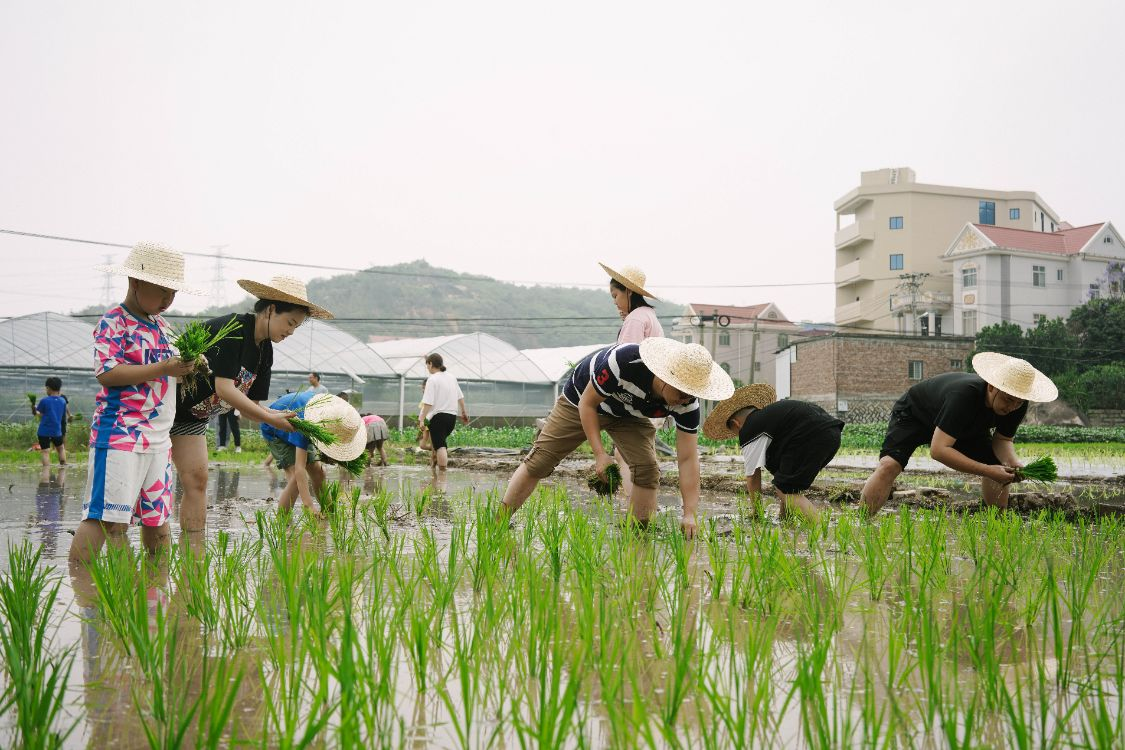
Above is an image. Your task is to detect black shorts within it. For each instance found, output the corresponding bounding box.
[427,413,457,451]
[879,400,999,470]
[769,425,842,495]
[38,435,63,449]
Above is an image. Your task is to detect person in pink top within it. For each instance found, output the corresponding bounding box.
[599,262,666,500]
[361,412,389,466]
[70,243,203,564]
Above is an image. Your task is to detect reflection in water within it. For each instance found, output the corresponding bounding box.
[34,466,66,557]
[214,467,241,503]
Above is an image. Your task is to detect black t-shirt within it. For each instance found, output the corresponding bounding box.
[738,400,844,474]
[901,372,1027,440]
[174,313,273,424]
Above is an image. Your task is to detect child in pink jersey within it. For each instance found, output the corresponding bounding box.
[69,243,202,564]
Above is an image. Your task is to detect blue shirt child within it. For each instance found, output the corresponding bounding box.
[36,395,68,438]
[259,391,316,449]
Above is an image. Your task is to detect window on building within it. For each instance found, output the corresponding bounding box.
[950,358,963,370]
[979,201,996,225]
[719,332,730,346]
[1112,281,1121,297]
[683,334,692,344]
[908,360,924,380]
[1105,235,1114,244]
[1090,284,1101,300]
[890,254,904,270]
[962,310,978,336]
[754,362,761,371]
[778,333,789,349]
[1032,313,1046,327]
[720,362,730,373]
[889,216,903,230]
[1033,265,1046,287]
[1057,269,1064,281]
[1010,208,1020,220]
[961,264,977,288]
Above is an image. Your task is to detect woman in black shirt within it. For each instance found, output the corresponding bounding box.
[171,276,332,532]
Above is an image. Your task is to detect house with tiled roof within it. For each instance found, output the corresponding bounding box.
[668,302,820,389]
[942,221,1125,335]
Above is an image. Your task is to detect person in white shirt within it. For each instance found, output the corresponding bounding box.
[418,353,469,472]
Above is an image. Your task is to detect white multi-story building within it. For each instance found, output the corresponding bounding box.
[834,167,1061,332]
[943,221,1125,335]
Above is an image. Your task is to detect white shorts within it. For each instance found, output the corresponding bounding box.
[82,447,174,527]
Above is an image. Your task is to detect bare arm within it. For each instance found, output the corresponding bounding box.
[930,427,1016,485]
[577,382,613,476]
[418,403,431,427]
[97,358,194,388]
[676,428,701,537]
[214,377,293,432]
[992,432,1021,469]
[458,397,469,425]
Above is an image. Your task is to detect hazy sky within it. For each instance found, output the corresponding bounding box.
[3,0,1123,328]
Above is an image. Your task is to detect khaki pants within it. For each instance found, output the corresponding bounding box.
[523,398,660,488]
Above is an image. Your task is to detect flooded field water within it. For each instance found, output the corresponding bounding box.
[0,461,1123,748]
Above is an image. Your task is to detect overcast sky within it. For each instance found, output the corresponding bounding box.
[3,0,1123,328]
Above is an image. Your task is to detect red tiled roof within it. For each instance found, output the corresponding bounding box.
[973,222,1105,256]
[687,302,787,323]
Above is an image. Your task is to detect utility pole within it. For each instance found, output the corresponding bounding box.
[210,245,229,305]
[896,272,930,335]
[100,254,115,307]
[747,315,760,383]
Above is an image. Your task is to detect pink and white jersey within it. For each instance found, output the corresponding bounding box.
[89,305,176,453]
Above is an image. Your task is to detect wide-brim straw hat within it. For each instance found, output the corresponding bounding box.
[638,338,735,402]
[237,275,334,319]
[599,262,659,300]
[93,242,207,295]
[972,352,1058,403]
[302,394,366,461]
[703,383,778,440]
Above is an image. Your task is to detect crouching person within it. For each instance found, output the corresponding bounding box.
[860,352,1058,515]
[70,243,201,564]
[500,338,734,538]
[261,392,366,519]
[704,384,843,524]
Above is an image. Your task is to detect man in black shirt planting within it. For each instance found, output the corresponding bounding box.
[703,384,844,524]
[860,352,1058,515]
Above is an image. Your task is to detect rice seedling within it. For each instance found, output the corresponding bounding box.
[0,541,77,750]
[287,394,341,446]
[26,392,37,407]
[703,518,730,600]
[585,463,622,496]
[170,317,242,397]
[1016,455,1058,483]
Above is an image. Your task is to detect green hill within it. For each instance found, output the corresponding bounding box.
[74,260,683,350]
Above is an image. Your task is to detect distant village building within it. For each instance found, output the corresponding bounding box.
[776,333,975,423]
[944,221,1125,335]
[668,303,824,390]
[834,167,1061,333]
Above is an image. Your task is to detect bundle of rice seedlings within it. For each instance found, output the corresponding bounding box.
[586,463,623,496]
[288,395,341,447]
[1016,456,1058,484]
[171,317,243,397]
[336,452,369,478]
[26,393,36,407]
[71,413,84,421]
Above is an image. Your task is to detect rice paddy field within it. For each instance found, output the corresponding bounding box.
[0,457,1124,749]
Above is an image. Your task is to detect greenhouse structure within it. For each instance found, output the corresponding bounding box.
[2,311,610,428]
[368,333,559,427]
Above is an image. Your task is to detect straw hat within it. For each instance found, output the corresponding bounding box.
[94,242,206,295]
[972,352,1058,403]
[638,338,735,401]
[302,394,366,461]
[237,275,334,319]
[599,263,659,300]
[703,383,778,440]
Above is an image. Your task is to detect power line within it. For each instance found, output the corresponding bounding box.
[0,228,837,290]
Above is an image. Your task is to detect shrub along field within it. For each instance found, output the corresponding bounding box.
[4,483,1123,748]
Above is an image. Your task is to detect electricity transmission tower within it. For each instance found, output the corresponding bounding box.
[100,254,115,307]
[210,245,229,305]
